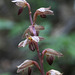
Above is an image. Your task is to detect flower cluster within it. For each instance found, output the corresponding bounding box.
[12,0,63,75]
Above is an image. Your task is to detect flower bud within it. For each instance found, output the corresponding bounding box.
[46,69,63,75]
[46,55,54,65]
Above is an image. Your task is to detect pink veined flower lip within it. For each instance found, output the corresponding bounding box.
[18,35,40,48]
[17,60,34,73]
[12,0,27,7]
[46,69,63,75]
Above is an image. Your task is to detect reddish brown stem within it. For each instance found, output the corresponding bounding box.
[33,12,38,25]
[26,3,33,25]
[35,42,45,75]
[32,61,41,73]
[41,50,47,63]
[26,3,37,36]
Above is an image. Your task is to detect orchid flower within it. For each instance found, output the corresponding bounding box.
[18,34,44,51]
[42,48,63,65]
[33,6,54,25]
[17,60,41,73]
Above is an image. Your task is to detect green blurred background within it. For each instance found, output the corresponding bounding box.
[0,0,75,75]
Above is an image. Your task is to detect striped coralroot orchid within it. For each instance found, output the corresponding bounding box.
[46,69,63,75]
[17,60,41,73]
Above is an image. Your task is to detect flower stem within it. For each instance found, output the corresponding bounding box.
[26,3,33,25]
[35,42,45,75]
[26,3,37,36]
[33,12,37,25]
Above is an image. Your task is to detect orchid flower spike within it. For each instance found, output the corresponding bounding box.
[46,69,63,75]
[12,0,27,7]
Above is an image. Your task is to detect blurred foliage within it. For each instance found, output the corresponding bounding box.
[0,19,14,30]
[0,72,10,75]
[9,20,30,37]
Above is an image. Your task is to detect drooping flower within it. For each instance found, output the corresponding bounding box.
[33,6,54,25]
[42,48,63,58]
[12,0,27,7]
[17,60,33,73]
[42,48,63,65]
[46,69,63,75]
[12,0,27,15]
[17,60,41,73]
